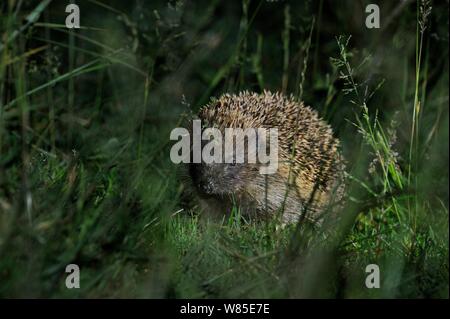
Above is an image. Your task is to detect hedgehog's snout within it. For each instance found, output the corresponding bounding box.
[190,162,237,196]
[201,180,215,194]
[189,163,217,195]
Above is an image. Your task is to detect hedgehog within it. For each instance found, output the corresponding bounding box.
[184,90,345,225]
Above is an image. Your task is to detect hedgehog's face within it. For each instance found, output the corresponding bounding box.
[189,162,249,196]
[187,123,263,196]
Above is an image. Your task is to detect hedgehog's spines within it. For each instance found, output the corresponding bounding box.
[192,90,345,223]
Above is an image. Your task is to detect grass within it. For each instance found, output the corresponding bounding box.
[0,0,448,298]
